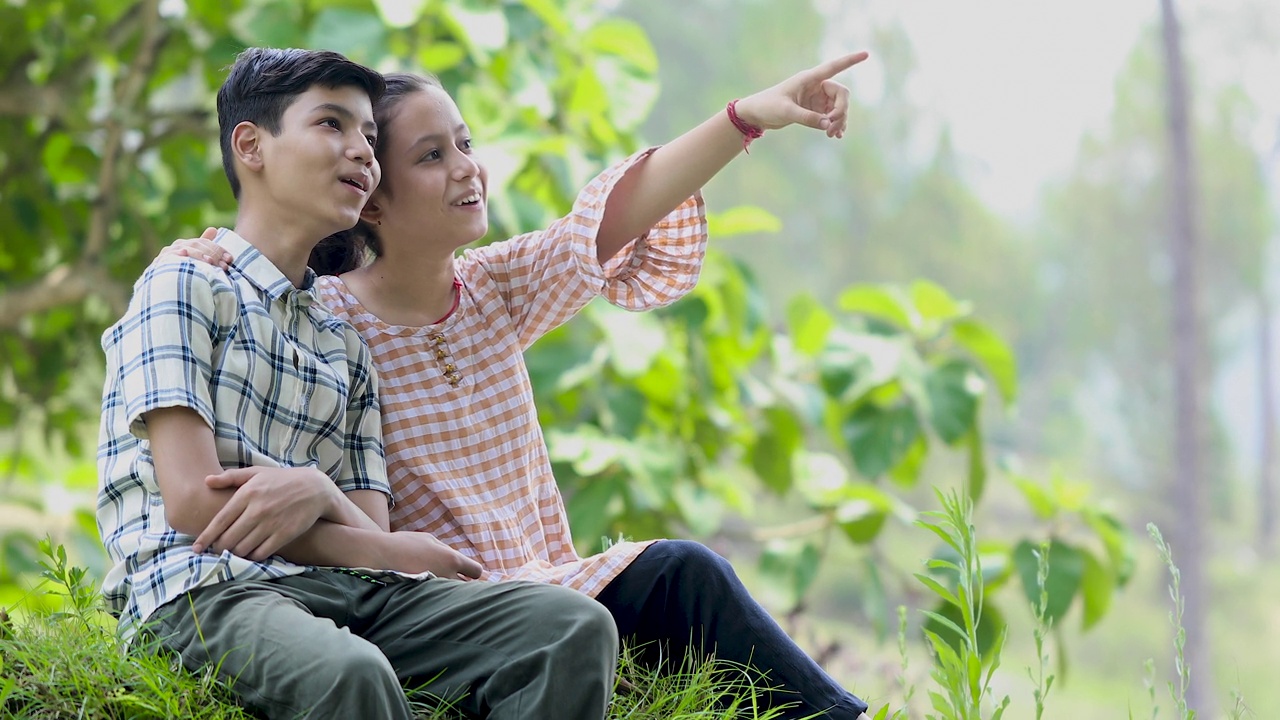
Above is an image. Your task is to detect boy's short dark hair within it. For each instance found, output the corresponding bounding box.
[217,48,386,198]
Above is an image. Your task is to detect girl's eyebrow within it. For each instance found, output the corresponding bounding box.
[409,124,469,149]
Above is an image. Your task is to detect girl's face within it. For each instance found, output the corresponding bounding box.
[369,85,488,252]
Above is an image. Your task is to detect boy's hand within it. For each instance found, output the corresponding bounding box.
[193,466,338,561]
[377,531,484,580]
[732,51,869,138]
[157,226,232,270]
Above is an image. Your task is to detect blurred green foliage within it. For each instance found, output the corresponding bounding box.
[0,0,1133,669]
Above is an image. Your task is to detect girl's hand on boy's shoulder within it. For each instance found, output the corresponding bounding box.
[158,226,232,271]
[734,51,870,138]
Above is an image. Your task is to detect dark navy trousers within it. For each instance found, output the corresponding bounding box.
[594,540,869,719]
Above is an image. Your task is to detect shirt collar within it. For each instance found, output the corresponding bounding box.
[214,228,319,303]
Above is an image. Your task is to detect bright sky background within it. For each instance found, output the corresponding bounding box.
[818,0,1280,474]
[815,0,1280,217]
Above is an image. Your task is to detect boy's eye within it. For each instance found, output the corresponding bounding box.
[365,135,377,146]
[321,118,340,130]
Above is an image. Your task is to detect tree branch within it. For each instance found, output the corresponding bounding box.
[0,263,125,330]
[84,0,168,263]
[140,109,214,152]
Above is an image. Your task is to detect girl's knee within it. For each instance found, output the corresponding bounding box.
[653,540,734,580]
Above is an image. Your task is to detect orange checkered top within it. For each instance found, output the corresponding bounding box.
[315,151,708,596]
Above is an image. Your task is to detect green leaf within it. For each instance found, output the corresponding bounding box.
[925,359,983,444]
[41,133,91,185]
[786,293,835,356]
[603,386,645,438]
[830,484,894,544]
[517,0,571,36]
[566,477,619,551]
[888,435,927,488]
[1012,476,1057,519]
[910,280,971,322]
[706,205,783,238]
[417,42,468,73]
[838,285,918,332]
[967,424,987,502]
[230,2,305,47]
[1013,539,1085,624]
[842,403,920,480]
[307,9,389,62]
[596,57,660,132]
[951,319,1018,404]
[672,482,723,536]
[914,572,961,608]
[749,407,804,495]
[583,18,658,74]
[1085,509,1136,587]
[923,599,1006,662]
[1079,548,1114,630]
[759,539,821,611]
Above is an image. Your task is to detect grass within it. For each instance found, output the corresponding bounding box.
[0,610,798,720]
[1,510,1253,720]
[0,541,798,719]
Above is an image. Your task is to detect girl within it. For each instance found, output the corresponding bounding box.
[172,53,871,719]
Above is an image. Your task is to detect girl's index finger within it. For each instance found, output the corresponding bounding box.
[806,51,870,82]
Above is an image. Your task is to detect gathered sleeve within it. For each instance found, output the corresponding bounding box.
[463,148,708,350]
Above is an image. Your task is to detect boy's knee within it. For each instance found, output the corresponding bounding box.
[532,585,618,655]
[320,638,399,690]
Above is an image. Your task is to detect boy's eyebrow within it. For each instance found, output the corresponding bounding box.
[312,102,377,134]
[409,124,470,148]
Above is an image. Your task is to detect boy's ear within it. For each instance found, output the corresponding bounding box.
[231,121,264,176]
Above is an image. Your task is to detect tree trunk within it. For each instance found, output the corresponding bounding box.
[1261,122,1280,556]
[1261,293,1276,554]
[1158,0,1212,713]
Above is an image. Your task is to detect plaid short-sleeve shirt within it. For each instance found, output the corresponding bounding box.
[97,229,389,641]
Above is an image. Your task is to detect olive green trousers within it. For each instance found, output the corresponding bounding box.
[147,570,618,719]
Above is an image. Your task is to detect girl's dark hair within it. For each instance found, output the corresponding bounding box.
[309,72,442,276]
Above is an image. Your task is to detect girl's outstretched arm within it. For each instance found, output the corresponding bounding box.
[594,51,869,263]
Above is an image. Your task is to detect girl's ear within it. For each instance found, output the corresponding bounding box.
[359,199,383,226]
[231,121,263,175]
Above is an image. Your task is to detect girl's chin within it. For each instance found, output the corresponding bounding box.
[460,226,489,246]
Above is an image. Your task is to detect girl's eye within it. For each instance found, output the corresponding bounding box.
[461,138,473,152]
[421,149,441,162]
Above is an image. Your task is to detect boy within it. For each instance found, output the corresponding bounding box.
[97,47,617,720]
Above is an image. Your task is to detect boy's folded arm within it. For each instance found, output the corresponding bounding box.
[147,406,246,537]
[147,406,380,561]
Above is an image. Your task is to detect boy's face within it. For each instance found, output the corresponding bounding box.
[251,85,381,236]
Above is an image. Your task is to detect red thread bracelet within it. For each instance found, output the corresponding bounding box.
[726,99,764,153]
